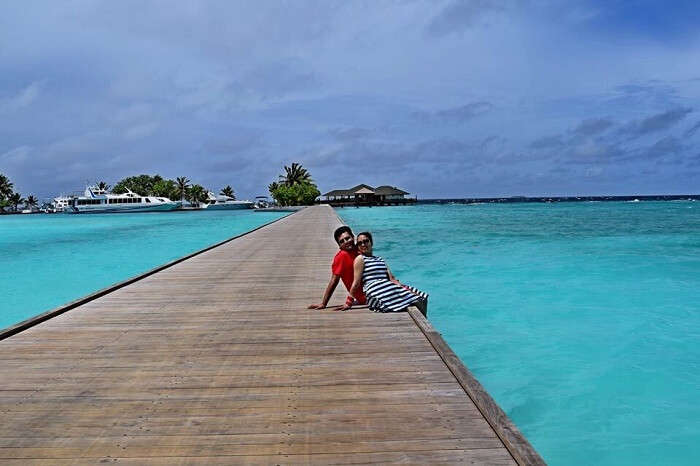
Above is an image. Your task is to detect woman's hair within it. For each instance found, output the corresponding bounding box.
[333,225,353,243]
[357,231,373,244]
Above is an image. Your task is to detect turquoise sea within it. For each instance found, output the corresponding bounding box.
[2,203,698,465]
[0,210,285,329]
[338,202,700,466]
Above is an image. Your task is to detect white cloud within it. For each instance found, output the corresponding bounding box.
[0,82,43,113]
[124,122,160,140]
[1,1,699,197]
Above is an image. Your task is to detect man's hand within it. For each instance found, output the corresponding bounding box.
[333,304,352,312]
[308,303,326,310]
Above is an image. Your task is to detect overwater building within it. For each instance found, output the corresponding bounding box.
[320,184,416,207]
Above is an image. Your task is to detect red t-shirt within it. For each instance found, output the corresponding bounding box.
[332,249,366,305]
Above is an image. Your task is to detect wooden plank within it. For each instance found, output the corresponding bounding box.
[0,205,541,464]
[0,212,295,341]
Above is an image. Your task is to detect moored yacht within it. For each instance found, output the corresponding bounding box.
[65,186,181,213]
[205,192,254,210]
[51,195,73,213]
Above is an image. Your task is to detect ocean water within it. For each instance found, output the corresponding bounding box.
[0,210,285,329]
[337,202,700,466]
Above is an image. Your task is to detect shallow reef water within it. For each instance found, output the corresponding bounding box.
[338,201,700,466]
[0,209,285,329]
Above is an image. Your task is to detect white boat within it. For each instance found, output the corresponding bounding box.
[254,196,271,209]
[51,195,73,212]
[205,192,254,210]
[65,186,181,213]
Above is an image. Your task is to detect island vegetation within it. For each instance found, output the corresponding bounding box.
[0,172,39,213]
[110,174,235,205]
[0,171,241,214]
[268,163,320,206]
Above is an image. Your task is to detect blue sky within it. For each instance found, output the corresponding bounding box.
[1,0,699,199]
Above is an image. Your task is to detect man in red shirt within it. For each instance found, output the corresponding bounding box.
[308,226,367,310]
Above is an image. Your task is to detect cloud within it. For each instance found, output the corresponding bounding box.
[572,118,613,137]
[124,122,159,140]
[328,127,374,141]
[240,60,322,100]
[436,101,493,122]
[0,81,43,113]
[620,107,693,137]
[638,136,685,160]
[685,120,700,137]
[412,101,493,124]
[203,129,264,156]
[2,1,700,198]
[426,0,509,37]
[0,145,32,164]
[530,135,563,149]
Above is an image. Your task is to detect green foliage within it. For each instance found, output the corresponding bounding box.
[152,179,178,199]
[279,162,312,186]
[96,181,110,191]
[175,176,190,201]
[269,163,319,205]
[8,192,24,211]
[270,181,320,206]
[111,174,189,201]
[25,195,38,209]
[187,184,208,205]
[220,185,235,199]
[0,173,13,200]
[0,199,9,213]
[112,174,164,196]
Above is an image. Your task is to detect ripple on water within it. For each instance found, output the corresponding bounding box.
[338,202,700,466]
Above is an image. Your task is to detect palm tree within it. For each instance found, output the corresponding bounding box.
[176,176,190,202]
[0,173,13,200]
[96,181,110,191]
[279,162,312,186]
[219,185,235,199]
[187,184,207,207]
[8,192,24,212]
[25,195,38,211]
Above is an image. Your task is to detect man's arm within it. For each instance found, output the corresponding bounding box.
[308,274,341,309]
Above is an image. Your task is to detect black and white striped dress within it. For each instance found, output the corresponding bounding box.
[361,255,428,313]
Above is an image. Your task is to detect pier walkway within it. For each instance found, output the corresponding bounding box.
[0,205,543,464]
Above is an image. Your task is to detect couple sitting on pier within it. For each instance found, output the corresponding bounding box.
[309,226,428,314]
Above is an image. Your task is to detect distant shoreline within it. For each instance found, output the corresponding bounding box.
[418,194,700,205]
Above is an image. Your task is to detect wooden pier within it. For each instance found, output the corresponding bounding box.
[0,205,544,464]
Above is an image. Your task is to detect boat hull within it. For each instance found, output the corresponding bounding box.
[65,203,181,214]
[205,202,254,210]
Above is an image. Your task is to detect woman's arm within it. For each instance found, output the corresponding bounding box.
[386,264,401,285]
[349,256,365,300]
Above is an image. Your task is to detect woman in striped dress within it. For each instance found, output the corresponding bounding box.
[349,232,428,314]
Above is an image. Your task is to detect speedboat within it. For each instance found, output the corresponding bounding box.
[205,192,254,210]
[65,186,181,213]
[254,196,270,209]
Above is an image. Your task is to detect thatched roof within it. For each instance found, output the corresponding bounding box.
[322,184,410,197]
[322,189,353,197]
[348,184,375,193]
[375,185,409,195]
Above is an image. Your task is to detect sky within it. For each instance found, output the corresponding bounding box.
[1,0,700,200]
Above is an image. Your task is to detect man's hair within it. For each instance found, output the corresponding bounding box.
[357,231,373,244]
[334,225,353,243]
